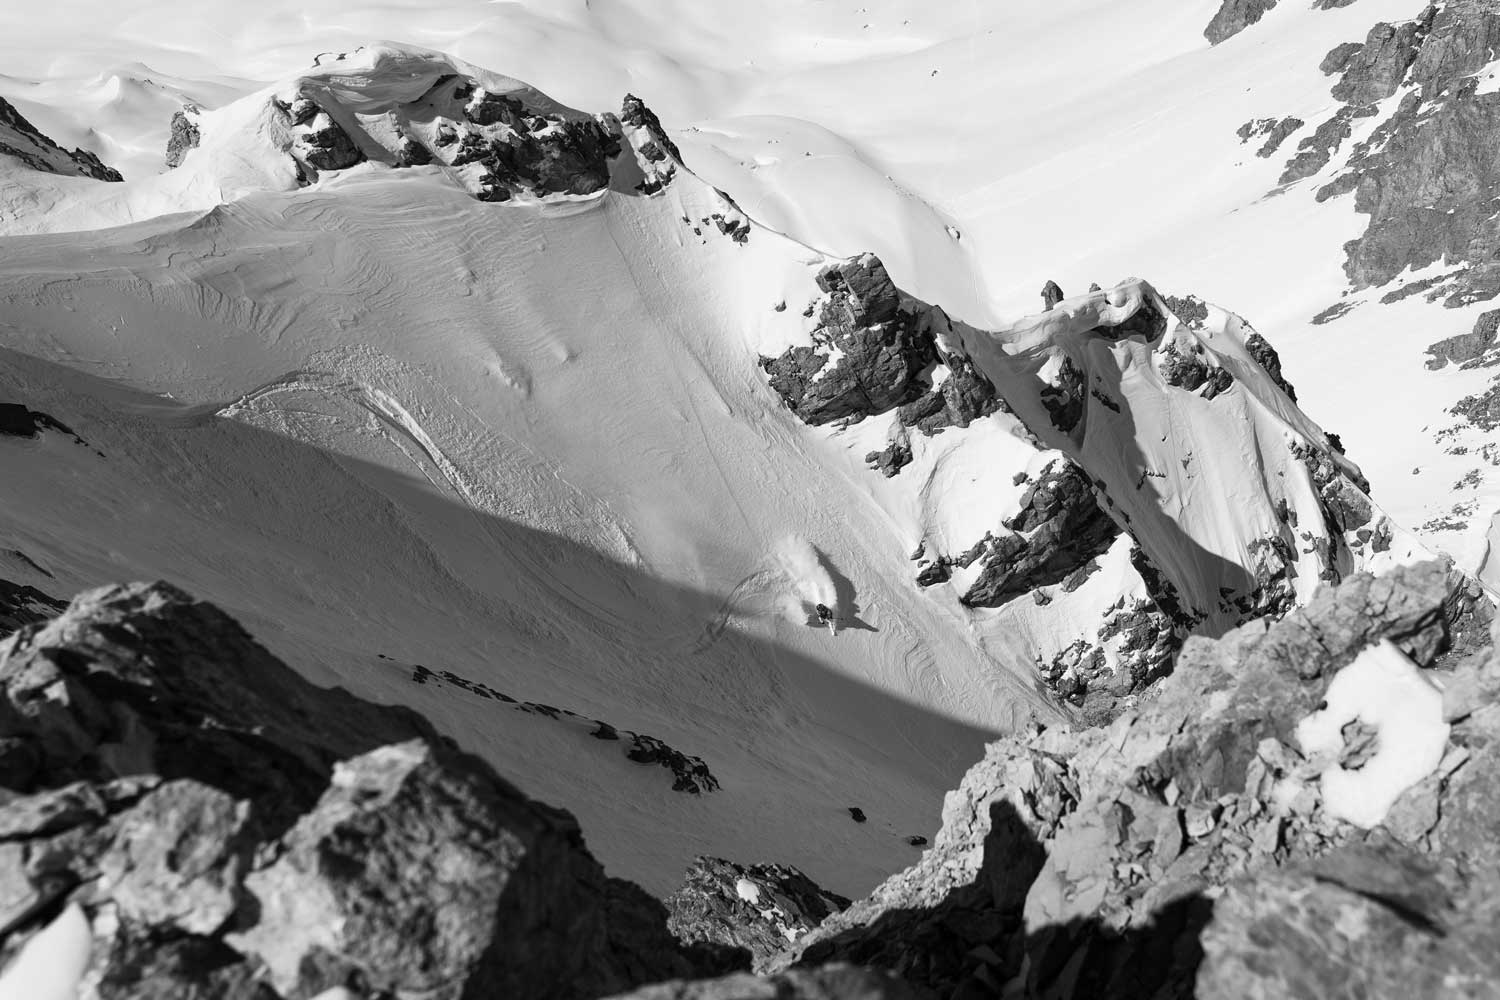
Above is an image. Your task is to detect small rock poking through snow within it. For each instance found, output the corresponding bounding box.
[1296,639,1449,829]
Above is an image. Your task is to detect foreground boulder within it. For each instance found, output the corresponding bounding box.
[0,582,698,998]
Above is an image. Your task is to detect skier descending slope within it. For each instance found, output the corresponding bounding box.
[815,603,837,636]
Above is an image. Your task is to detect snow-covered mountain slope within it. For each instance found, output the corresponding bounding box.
[0,47,1065,897]
[0,42,1445,899]
[11,0,1494,573]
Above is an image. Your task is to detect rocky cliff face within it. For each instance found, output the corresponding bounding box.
[0,97,121,181]
[631,560,1499,999]
[760,255,1398,726]
[0,583,706,999]
[1279,1,1500,309]
[1,565,1493,998]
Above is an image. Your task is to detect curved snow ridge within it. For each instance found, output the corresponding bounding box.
[950,277,1431,633]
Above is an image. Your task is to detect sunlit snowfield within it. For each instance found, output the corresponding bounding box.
[0,0,1486,897]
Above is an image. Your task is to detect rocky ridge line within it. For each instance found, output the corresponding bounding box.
[0,97,122,181]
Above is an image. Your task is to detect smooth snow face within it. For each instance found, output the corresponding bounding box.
[1295,639,1449,829]
[0,903,91,1000]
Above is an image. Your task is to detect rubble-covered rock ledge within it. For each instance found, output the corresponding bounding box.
[0,582,717,999]
[615,561,1500,999]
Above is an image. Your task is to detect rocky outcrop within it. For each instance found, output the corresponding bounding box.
[1157,339,1235,398]
[895,355,1002,435]
[409,662,719,794]
[746,561,1495,999]
[665,857,852,971]
[760,256,934,425]
[1204,0,1278,44]
[0,96,122,181]
[0,582,702,998]
[1426,307,1500,369]
[275,72,622,200]
[1244,330,1298,401]
[620,93,683,193]
[958,458,1120,608]
[1245,116,1303,157]
[1278,104,1374,185]
[282,96,364,173]
[0,576,65,636]
[164,106,201,169]
[1041,280,1064,310]
[1329,9,1434,105]
[0,402,89,446]
[1305,2,1500,304]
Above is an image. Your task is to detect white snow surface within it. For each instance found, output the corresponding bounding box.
[0,903,92,1000]
[0,2,1481,901]
[1296,639,1450,829]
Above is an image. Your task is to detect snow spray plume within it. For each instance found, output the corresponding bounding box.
[775,536,837,610]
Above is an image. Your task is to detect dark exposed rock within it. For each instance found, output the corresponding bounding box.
[1318,3,1500,300]
[665,857,852,972]
[1426,308,1500,368]
[397,135,433,167]
[1092,296,1168,342]
[621,94,685,165]
[1278,105,1367,185]
[1311,300,1357,325]
[914,560,951,588]
[1157,340,1234,399]
[1205,0,1278,44]
[959,459,1120,608]
[1330,7,1435,105]
[1039,355,1085,434]
[164,107,201,169]
[864,438,912,478]
[0,402,86,443]
[1319,40,1364,75]
[896,355,1001,435]
[291,103,364,172]
[0,583,702,998]
[1255,116,1303,157]
[0,576,67,637]
[1449,376,1500,430]
[0,96,122,181]
[1244,330,1298,401]
[760,256,933,425]
[1041,280,1064,311]
[1161,294,1209,327]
